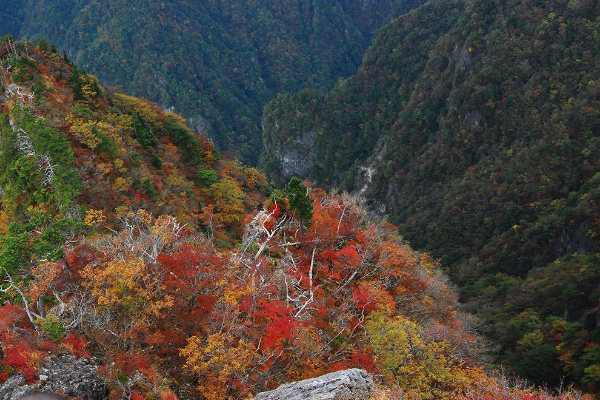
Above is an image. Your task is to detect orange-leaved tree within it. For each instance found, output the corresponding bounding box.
[180,186,489,398]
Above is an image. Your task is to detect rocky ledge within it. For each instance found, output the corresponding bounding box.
[0,354,108,400]
[253,368,374,400]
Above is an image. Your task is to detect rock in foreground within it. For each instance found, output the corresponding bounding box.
[0,354,108,400]
[254,368,374,400]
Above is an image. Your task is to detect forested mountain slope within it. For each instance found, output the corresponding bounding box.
[0,0,24,37]
[0,36,271,254]
[262,0,600,390]
[0,39,592,400]
[0,0,426,164]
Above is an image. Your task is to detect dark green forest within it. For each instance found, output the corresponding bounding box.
[1,0,426,164]
[262,0,600,390]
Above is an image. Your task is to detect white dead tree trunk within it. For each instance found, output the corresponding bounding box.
[37,154,56,185]
[0,268,43,336]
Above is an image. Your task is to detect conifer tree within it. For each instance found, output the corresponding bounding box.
[285,177,313,227]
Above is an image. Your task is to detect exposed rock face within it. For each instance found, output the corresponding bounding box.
[253,368,374,400]
[275,130,317,179]
[553,219,600,255]
[189,115,212,137]
[264,129,317,183]
[0,354,108,400]
[0,375,27,400]
[456,43,472,72]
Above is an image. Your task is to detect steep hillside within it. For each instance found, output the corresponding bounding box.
[261,0,600,390]
[1,0,427,164]
[0,39,591,400]
[0,37,270,246]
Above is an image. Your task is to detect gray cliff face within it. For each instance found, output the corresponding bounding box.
[0,354,108,400]
[271,130,317,181]
[189,115,212,138]
[553,218,600,255]
[455,41,473,72]
[253,368,374,400]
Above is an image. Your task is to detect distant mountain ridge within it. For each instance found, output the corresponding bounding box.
[1,0,427,164]
[261,0,600,389]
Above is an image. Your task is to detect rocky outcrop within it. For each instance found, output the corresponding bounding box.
[189,115,213,138]
[456,42,472,72]
[0,354,108,400]
[0,375,28,400]
[553,219,600,255]
[273,130,317,180]
[253,368,375,400]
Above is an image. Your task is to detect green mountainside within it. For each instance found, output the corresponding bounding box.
[0,0,24,37]
[262,0,600,389]
[1,0,426,164]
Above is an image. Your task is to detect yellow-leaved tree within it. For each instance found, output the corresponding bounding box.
[365,310,487,399]
[181,333,259,400]
[79,209,181,349]
[207,176,247,225]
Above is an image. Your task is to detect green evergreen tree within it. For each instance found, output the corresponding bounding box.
[285,177,313,226]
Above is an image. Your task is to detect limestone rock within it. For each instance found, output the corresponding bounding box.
[0,375,25,400]
[253,368,374,400]
[456,44,472,72]
[273,130,317,179]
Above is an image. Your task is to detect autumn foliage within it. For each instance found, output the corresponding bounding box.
[0,40,593,400]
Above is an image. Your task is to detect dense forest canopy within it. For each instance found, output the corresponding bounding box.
[261,0,600,391]
[0,0,427,164]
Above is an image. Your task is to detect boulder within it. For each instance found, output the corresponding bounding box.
[0,354,108,400]
[253,368,374,400]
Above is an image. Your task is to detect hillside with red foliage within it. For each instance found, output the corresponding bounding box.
[0,39,592,400]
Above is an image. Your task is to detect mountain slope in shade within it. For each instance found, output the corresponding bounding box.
[2,0,427,164]
[261,0,600,389]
